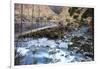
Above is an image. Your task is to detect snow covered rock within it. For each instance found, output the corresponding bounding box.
[59,42,68,49]
[17,47,29,56]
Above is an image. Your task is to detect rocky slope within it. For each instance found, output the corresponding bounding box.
[15,4,93,28]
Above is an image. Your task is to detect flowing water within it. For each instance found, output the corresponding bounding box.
[15,25,94,65]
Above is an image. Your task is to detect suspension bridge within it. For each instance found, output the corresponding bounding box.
[15,22,58,38]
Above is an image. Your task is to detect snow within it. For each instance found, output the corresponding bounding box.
[27,40,39,47]
[56,40,62,43]
[38,37,48,42]
[55,50,66,59]
[17,47,29,56]
[59,42,68,49]
[66,55,75,62]
[46,40,57,48]
[38,38,57,48]
[15,35,92,65]
[68,42,73,45]
[15,38,78,64]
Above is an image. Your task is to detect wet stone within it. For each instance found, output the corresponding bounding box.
[65,55,68,58]
[61,54,64,56]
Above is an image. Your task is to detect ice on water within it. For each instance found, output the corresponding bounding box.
[15,29,92,65]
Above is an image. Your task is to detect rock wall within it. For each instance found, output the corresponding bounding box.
[15,4,94,29]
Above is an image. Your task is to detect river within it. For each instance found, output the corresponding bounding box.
[15,25,94,65]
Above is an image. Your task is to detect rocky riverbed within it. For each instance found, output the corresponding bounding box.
[15,23,94,65]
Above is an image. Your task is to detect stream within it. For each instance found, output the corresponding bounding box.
[15,25,94,65]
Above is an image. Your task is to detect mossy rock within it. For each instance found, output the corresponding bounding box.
[71,36,80,42]
[80,44,94,53]
[68,40,82,51]
[71,36,85,43]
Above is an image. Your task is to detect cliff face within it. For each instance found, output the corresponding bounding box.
[15,4,94,29]
[15,4,57,23]
[15,4,56,18]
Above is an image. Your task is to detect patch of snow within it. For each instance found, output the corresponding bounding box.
[17,47,29,56]
[47,40,57,48]
[55,50,66,58]
[56,40,62,43]
[27,40,38,47]
[35,38,57,48]
[64,35,67,38]
[68,42,73,45]
[65,55,75,63]
[38,37,48,42]
[59,42,68,49]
